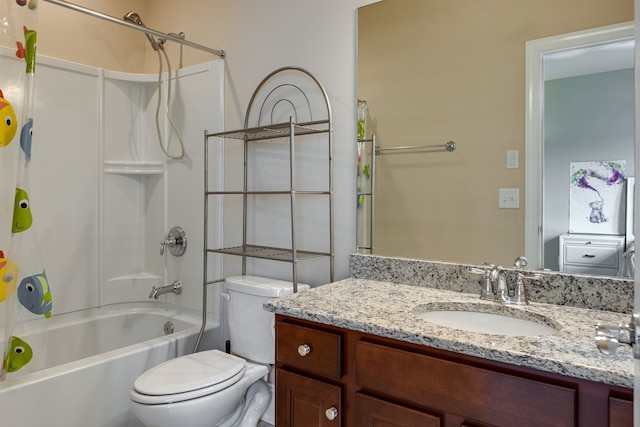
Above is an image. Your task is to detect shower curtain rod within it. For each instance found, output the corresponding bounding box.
[375,141,456,155]
[42,0,225,58]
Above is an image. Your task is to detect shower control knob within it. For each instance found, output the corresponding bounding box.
[325,407,339,421]
[297,344,311,356]
[160,226,187,257]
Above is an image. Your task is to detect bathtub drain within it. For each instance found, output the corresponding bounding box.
[164,321,174,335]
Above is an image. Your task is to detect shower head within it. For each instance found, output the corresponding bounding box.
[123,11,143,26]
[123,11,164,51]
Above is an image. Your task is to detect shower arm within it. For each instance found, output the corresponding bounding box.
[42,0,225,58]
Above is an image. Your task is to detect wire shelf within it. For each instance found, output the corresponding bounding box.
[208,244,329,262]
[207,119,330,142]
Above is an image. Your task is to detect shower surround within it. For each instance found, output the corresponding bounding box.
[0,47,224,425]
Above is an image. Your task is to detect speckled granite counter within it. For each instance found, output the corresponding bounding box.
[264,277,634,389]
[349,254,634,313]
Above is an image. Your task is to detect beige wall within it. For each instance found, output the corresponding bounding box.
[358,0,633,265]
[38,0,149,72]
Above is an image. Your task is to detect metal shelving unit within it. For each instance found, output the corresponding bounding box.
[204,67,334,293]
[357,135,376,254]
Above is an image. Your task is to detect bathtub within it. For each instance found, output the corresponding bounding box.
[0,302,220,427]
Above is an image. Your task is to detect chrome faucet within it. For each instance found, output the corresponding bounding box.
[470,264,508,302]
[489,265,510,304]
[471,257,541,305]
[149,280,182,300]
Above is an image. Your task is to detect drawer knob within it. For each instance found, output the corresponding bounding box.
[583,254,596,258]
[297,344,311,356]
[325,406,339,421]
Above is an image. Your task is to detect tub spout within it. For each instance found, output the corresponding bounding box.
[149,280,182,300]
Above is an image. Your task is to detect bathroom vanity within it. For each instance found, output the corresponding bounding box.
[266,270,634,426]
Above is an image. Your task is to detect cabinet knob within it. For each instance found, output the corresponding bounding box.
[325,406,339,421]
[297,344,311,356]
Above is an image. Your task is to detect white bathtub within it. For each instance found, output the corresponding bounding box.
[0,302,220,427]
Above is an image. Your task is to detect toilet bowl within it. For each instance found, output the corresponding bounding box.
[130,350,270,427]
[130,276,308,427]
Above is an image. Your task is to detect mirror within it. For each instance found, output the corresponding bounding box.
[357,0,634,277]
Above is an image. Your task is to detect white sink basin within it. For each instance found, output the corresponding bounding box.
[416,309,557,336]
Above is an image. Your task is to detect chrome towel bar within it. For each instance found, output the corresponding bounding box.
[375,140,456,155]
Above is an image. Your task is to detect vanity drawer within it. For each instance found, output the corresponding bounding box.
[355,341,576,426]
[276,321,343,379]
[355,393,442,427]
[564,244,620,267]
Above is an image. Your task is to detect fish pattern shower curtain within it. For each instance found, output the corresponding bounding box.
[0,0,51,381]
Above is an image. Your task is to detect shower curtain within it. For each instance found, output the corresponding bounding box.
[0,0,51,381]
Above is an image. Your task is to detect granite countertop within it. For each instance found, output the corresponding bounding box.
[264,277,634,389]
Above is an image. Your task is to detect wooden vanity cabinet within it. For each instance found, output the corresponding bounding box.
[277,369,342,426]
[608,396,633,427]
[275,315,633,427]
[275,321,344,426]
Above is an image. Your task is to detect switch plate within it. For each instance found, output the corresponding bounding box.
[506,150,519,169]
[499,188,519,209]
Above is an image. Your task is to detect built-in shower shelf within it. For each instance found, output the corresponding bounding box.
[104,161,164,175]
[104,69,159,83]
[106,272,162,285]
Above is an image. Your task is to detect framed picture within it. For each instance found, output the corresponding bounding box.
[569,160,626,235]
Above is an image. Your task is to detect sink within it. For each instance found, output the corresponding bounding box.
[416,307,558,336]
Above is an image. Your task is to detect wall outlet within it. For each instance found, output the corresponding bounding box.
[499,188,519,209]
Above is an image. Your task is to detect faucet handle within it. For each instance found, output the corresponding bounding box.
[470,267,494,300]
[160,226,187,257]
[513,256,528,269]
[512,272,542,305]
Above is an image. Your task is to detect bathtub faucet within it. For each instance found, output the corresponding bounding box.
[149,280,183,300]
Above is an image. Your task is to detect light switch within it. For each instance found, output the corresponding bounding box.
[499,188,519,209]
[507,150,519,169]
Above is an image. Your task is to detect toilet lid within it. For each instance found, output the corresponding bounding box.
[133,350,246,397]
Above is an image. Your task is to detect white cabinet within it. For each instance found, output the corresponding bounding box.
[559,234,625,276]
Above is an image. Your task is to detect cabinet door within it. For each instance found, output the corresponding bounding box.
[277,368,342,426]
[356,393,442,427]
[609,396,633,427]
[356,341,576,427]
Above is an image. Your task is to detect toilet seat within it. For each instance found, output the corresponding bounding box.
[131,350,246,405]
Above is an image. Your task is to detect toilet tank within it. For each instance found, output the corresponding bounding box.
[225,275,309,364]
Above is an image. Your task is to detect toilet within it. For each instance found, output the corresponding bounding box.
[130,275,309,427]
